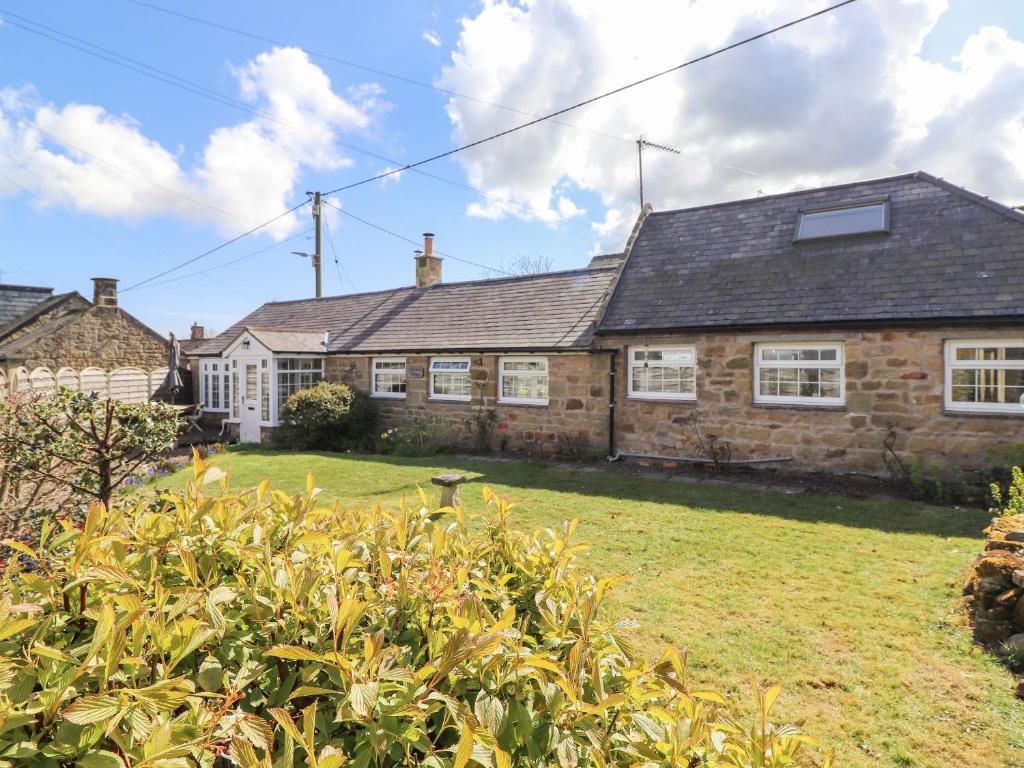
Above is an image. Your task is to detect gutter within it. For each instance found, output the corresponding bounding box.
[595,314,1024,336]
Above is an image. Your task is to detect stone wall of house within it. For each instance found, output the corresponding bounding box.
[1,305,168,379]
[325,353,610,454]
[601,325,1024,476]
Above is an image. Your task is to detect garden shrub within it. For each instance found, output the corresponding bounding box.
[990,465,1024,517]
[0,454,831,767]
[378,414,456,456]
[278,382,379,451]
[0,388,180,512]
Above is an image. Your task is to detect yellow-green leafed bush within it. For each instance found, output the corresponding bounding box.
[0,455,832,767]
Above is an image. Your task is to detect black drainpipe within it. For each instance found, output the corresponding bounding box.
[606,349,617,458]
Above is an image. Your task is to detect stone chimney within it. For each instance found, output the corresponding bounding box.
[414,232,442,288]
[92,277,118,308]
[190,322,206,341]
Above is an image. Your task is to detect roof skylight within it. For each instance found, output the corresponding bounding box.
[795,201,889,241]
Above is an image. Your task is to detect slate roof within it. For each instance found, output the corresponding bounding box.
[0,292,80,353]
[598,171,1024,333]
[241,329,326,353]
[0,284,54,327]
[193,266,617,356]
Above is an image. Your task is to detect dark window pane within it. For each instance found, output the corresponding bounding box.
[798,203,887,240]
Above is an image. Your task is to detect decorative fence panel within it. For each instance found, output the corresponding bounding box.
[109,367,150,403]
[28,367,56,395]
[79,368,109,398]
[56,367,80,391]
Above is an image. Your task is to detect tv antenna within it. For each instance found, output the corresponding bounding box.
[636,136,681,208]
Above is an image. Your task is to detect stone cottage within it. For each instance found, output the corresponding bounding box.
[0,277,170,400]
[189,172,1024,477]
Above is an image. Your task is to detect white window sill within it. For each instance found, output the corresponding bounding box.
[627,393,697,402]
[753,399,845,410]
[498,399,549,407]
[944,406,1024,417]
[429,396,472,403]
[371,393,407,400]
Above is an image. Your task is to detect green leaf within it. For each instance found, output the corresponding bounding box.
[62,695,122,725]
[267,645,324,662]
[348,682,379,719]
[76,750,125,768]
[197,656,223,692]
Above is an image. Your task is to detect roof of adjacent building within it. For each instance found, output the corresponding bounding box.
[0,284,56,328]
[597,171,1024,333]
[193,266,618,356]
[0,292,80,353]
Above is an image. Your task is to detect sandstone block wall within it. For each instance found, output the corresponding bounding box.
[1,304,168,379]
[325,353,610,454]
[602,325,1024,476]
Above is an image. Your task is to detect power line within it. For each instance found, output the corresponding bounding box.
[122,0,638,146]
[123,0,776,187]
[22,121,255,225]
[0,8,616,236]
[321,211,356,293]
[121,201,310,292]
[91,0,860,292]
[132,229,314,290]
[0,146,260,302]
[320,0,862,197]
[320,198,512,277]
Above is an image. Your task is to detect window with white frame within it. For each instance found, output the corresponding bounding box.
[230,362,239,419]
[200,361,229,412]
[372,357,407,398]
[754,343,844,405]
[430,357,471,401]
[499,357,549,405]
[628,346,696,400]
[946,340,1024,414]
[276,358,324,412]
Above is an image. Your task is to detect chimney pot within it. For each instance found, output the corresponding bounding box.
[91,277,118,308]
[190,322,206,341]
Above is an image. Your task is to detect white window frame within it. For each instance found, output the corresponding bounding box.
[371,357,407,399]
[945,339,1024,415]
[275,356,325,418]
[200,360,229,412]
[627,345,697,401]
[430,357,472,402]
[498,356,549,406]
[754,342,845,406]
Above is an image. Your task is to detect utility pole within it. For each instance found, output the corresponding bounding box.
[292,191,323,298]
[636,137,682,208]
[311,191,322,299]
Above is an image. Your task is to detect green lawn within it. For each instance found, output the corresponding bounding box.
[158,448,1022,768]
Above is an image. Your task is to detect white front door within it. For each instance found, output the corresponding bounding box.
[239,361,261,442]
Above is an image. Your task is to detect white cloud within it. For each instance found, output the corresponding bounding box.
[0,47,384,239]
[439,0,1024,250]
[423,30,443,47]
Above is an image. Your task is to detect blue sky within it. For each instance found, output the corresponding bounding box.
[0,0,1021,337]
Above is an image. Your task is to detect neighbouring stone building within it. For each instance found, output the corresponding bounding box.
[0,277,170,400]
[189,172,1024,478]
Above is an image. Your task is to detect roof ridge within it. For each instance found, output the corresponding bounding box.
[914,171,1024,225]
[646,171,925,217]
[259,265,616,307]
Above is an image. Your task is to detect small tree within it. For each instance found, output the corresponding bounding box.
[0,388,180,510]
[0,391,77,520]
